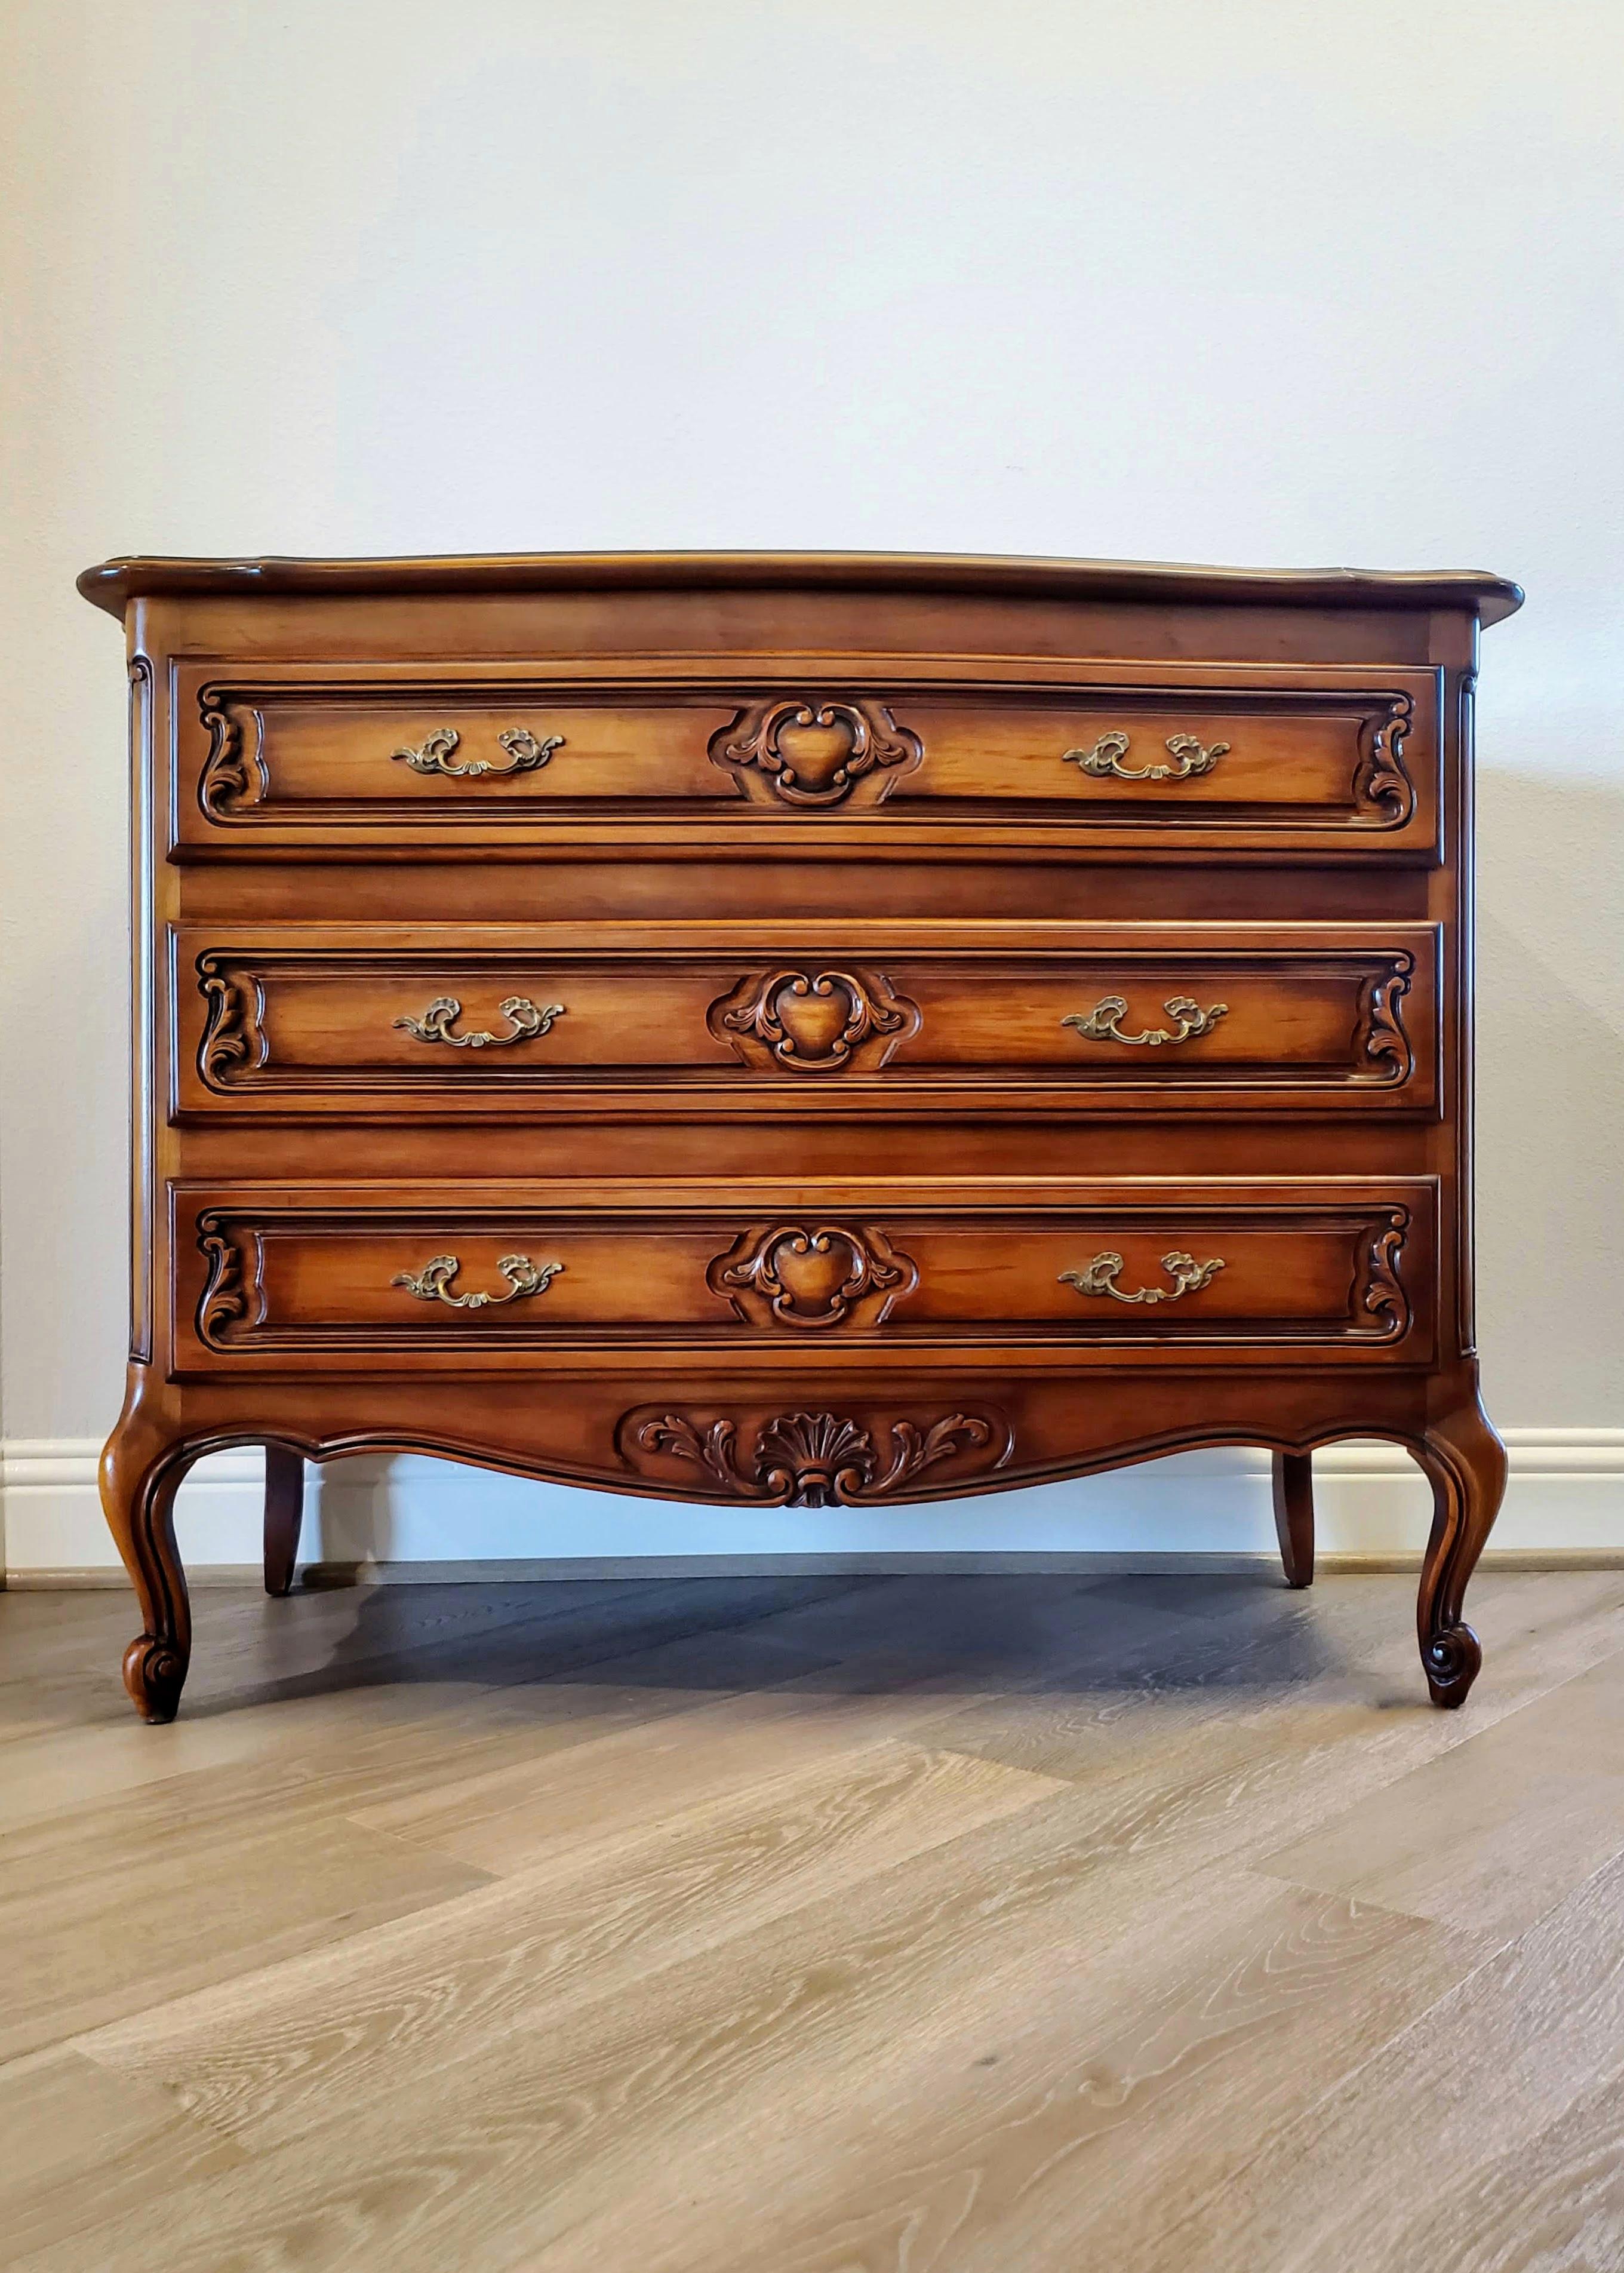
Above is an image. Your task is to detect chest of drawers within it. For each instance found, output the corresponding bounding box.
[81,550,1521,1722]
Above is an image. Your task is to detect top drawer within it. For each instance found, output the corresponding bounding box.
[169,658,1443,860]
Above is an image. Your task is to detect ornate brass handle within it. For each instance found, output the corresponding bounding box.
[390,726,561,778]
[393,996,564,1048]
[1060,1251,1225,1304]
[1063,731,1228,782]
[391,1254,563,1308]
[1062,996,1228,1048]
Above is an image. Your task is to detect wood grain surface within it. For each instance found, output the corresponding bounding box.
[2,1568,1623,2270]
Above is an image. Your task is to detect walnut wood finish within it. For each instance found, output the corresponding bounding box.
[167,659,1445,856]
[261,1444,304,1597]
[83,549,1520,1719]
[1272,1450,1316,1588]
[177,1178,1432,1359]
[174,922,1437,1116]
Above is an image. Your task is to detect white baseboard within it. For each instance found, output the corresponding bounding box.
[4,1430,1623,1581]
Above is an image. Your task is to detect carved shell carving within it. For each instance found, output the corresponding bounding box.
[708,698,922,807]
[622,1407,1004,1505]
[709,966,919,1074]
[708,1224,917,1330]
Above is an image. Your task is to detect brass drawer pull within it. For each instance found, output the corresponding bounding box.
[1063,996,1228,1048]
[393,995,564,1048]
[1061,1251,1225,1304]
[391,726,561,778]
[1063,731,1228,782]
[391,1254,563,1308]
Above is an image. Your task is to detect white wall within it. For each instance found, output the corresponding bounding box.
[3,0,1622,1570]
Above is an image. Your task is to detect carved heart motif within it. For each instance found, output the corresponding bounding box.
[770,975,853,1062]
[769,1231,857,1320]
[710,963,919,1074]
[709,697,921,808]
[773,711,857,796]
[709,1220,916,1329]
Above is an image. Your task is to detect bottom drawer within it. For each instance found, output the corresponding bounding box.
[173,1178,1437,1367]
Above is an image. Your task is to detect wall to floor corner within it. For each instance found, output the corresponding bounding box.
[2,1,1621,1571]
[5,1435,1624,1581]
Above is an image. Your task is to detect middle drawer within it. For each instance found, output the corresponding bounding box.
[172,922,1440,1120]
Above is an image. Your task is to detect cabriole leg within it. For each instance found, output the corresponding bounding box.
[263,1444,305,1597]
[1413,1392,1506,1709]
[100,1401,194,1724]
[1271,1450,1315,1588]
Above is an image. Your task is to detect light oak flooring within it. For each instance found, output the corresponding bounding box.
[5,1566,1624,2272]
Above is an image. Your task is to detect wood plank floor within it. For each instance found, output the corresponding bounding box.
[5,1568,1624,2271]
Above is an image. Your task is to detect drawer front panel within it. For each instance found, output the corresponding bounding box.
[171,923,1440,1117]
[171,662,1442,856]
[888,693,1422,824]
[173,1180,1436,1368]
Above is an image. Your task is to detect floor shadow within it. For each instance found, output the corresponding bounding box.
[173,1569,1419,1720]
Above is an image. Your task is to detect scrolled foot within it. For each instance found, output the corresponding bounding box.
[1421,1621,1482,1709]
[1414,1383,1503,1710]
[123,1633,188,1724]
[102,1377,196,1724]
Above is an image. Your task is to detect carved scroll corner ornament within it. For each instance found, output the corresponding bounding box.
[1063,730,1228,784]
[393,995,565,1049]
[623,1406,1004,1506]
[1061,1251,1225,1306]
[708,697,922,807]
[196,956,268,1086]
[1062,996,1229,1049]
[390,725,562,779]
[1359,954,1414,1083]
[710,965,918,1074]
[1360,1212,1410,1338]
[196,1213,262,1347]
[708,1223,917,1330]
[196,689,265,818]
[390,1254,563,1309]
[1355,694,1416,824]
